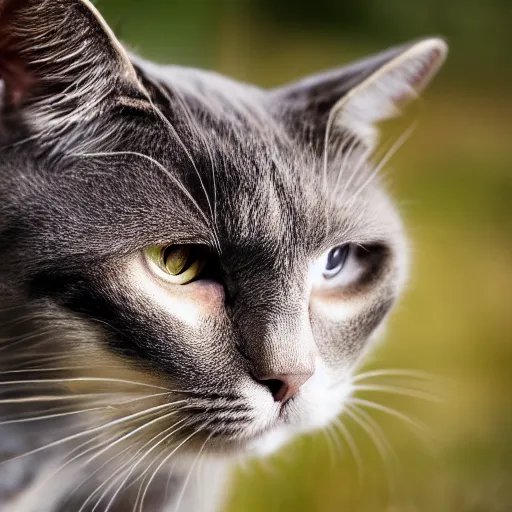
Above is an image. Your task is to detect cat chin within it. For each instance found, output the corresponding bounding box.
[211,406,346,459]
[199,426,296,458]
[232,412,340,458]
[245,427,294,456]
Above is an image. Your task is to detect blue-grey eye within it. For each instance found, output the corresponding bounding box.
[323,245,350,278]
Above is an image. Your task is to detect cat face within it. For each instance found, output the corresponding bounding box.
[0,0,446,458]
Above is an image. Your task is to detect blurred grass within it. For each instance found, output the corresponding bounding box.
[98,1,512,510]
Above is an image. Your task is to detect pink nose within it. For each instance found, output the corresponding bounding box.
[256,372,313,403]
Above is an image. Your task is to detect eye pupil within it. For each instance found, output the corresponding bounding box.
[325,245,350,275]
[163,246,191,276]
[145,244,207,285]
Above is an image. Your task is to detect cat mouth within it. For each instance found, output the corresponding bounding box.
[197,397,302,450]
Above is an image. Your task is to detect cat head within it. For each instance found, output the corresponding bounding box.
[0,0,446,457]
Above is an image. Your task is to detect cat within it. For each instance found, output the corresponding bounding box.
[0,0,447,511]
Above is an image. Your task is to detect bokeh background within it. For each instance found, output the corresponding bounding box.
[97,1,512,511]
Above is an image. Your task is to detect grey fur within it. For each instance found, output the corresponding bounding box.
[0,1,446,511]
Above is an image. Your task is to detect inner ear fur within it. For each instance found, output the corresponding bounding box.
[269,38,448,150]
[0,0,144,134]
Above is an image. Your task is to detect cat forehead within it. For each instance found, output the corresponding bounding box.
[2,64,400,263]
[151,70,398,246]
[117,85,386,243]
[77,124,395,257]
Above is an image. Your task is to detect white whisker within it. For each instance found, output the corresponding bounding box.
[0,366,125,374]
[103,418,190,512]
[0,377,172,391]
[0,406,106,426]
[338,144,373,202]
[143,93,218,247]
[173,430,214,512]
[147,77,223,254]
[334,417,363,487]
[84,405,186,468]
[344,403,396,495]
[79,415,189,512]
[352,368,435,383]
[331,135,360,199]
[65,439,135,509]
[353,384,443,403]
[345,403,395,465]
[0,402,180,466]
[138,420,210,512]
[347,123,416,205]
[40,433,122,491]
[74,151,209,225]
[320,427,337,469]
[349,397,434,447]
[0,394,113,405]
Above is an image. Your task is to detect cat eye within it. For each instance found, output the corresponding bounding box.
[144,244,207,285]
[323,245,350,279]
[310,243,366,290]
[311,242,389,293]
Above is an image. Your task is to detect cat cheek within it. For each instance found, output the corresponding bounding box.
[155,285,225,327]
[180,280,226,315]
[125,257,225,327]
[309,293,360,324]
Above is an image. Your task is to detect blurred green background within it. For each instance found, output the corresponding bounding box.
[97,1,512,510]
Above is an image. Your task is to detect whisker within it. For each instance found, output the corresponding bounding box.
[102,418,191,512]
[334,417,363,488]
[0,366,126,374]
[64,439,135,510]
[331,135,360,199]
[73,151,209,225]
[0,402,181,466]
[0,377,175,392]
[0,394,116,405]
[40,432,124,491]
[147,77,223,254]
[320,427,337,469]
[114,392,174,405]
[352,368,435,383]
[0,329,58,351]
[346,123,416,206]
[137,420,210,512]
[195,444,207,500]
[173,430,215,512]
[0,311,58,327]
[327,422,345,459]
[345,403,396,466]
[77,416,189,512]
[125,417,200,492]
[353,384,443,403]
[338,143,373,202]
[344,403,396,495]
[348,397,434,447]
[0,406,108,426]
[66,416,189,508]
[146,97,213,217]
[83,404,186,468]
[164,459,179,504]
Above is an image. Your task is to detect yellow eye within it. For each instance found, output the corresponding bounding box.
[144,245,207,285]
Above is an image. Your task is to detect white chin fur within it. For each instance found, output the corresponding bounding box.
[247,428,293,456]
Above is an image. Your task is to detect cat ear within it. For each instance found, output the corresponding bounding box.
[0,0,143,136]
[270,38,448,149]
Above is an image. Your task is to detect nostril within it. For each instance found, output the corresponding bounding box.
[262,378,287,402]
[256,372,313,403]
